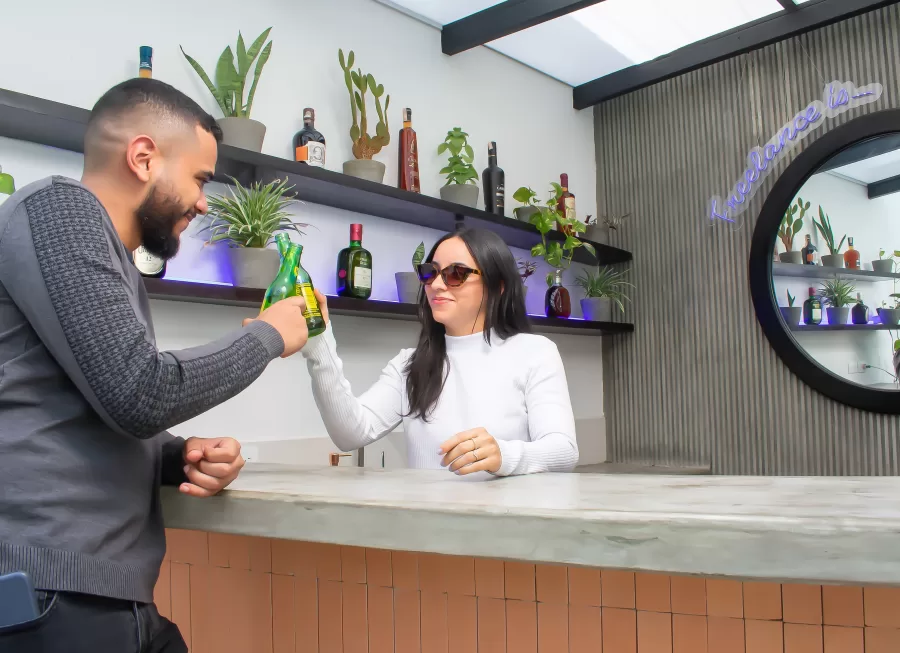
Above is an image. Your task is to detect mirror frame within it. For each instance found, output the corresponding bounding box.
[749,109,900,415]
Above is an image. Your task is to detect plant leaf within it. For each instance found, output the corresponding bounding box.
[437,143,449,155]
[347,50,355,68]
[215,46,240,117]
[236,33,250,76]
[339,48,346,69]
[531,244,545,257]
[181,47,227,115]
[246,27,272,64]
[464,144,474,160]
[582,242,597,259]
[244,40,272,118]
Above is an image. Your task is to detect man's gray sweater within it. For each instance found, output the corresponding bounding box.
[0,176,284,602]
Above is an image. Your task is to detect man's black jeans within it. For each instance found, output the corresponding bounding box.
[0,591,186,653]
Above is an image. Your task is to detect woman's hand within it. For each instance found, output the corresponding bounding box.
[439,427,502,475]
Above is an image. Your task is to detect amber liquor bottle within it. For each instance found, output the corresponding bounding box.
[398,108,420,193]
[293,108,326,167]
[482,142,505,215]
[545,269,571,319]
[557,173,575,236]
[336,223,373,300]
[843,237,860,269]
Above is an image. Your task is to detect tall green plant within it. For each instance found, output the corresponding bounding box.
[574,267,633,313]
[813,206,846,255]
[181,28,272,119]
[819,278,856,308]
[338,49,390,160]
[438,128,477,186]
[205,178,307,248]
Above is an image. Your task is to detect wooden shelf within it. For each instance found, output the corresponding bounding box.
[773,262,900,283]
[0,87,631,267]
[789,323,896,332]
[144,278,635,337]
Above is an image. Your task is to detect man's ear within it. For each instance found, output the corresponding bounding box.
[125,135,158,183]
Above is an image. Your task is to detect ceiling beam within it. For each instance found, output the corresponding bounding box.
[776,0,799,11]
[868,174,900,199]
[442,0,606,56]
[573,0,898,110]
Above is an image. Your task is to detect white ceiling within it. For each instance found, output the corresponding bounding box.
[375,0,801,86]
[827,150,900,186]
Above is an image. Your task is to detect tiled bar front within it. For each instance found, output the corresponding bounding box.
[157,529,900,653]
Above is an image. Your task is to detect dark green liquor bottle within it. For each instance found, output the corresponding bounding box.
[294,244,327,337]
[802,286,823,325]
[336,223,372,299]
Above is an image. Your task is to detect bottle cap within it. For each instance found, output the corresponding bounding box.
[560,173,569,188]
[809,287,816,295]
[488,141,497,156]
[304,108,315,120]
[140,46,153,63]
[350,223,363,241]
[403,108,412,121]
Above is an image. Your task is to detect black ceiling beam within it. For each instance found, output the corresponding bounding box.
[573,0,899,109]
[442,0,606,55]
[817,134,900,173]
[776,0,799,11]
[868,174,900,199]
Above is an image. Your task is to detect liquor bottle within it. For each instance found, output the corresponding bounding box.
[336,223,373,299]
[802,287,823,325]
[261,234,326,337]
[482,141,504,215]
[133,246,166,278]
[0,165,15,206]
[556,173,575,236]
[398,108,420,193]
[852,293,869,325]
[293,108,326,167]
[843,236,860,269]
[801,234,817,265]
[545,269,571,319]
[139,46,152,79]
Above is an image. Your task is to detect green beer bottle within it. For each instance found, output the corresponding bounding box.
[260,235,327,338]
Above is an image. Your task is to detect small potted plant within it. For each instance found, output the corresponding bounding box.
[339,49,391,183]
[585,212,630,244]
[517,258,537,297]
[873,249,899,274]
[182,28,273,152]
[438,127,479,207]
[777,197,808,264]
[574,266,633,322]
[820,278,856,325]
[395,241,425,304]
[205,178,308,288]
[512,187,542,223]
[813,206,846,268]
[878,296,900,326]
[780,290,801,326]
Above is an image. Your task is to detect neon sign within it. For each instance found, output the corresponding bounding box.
[708,80,883,226]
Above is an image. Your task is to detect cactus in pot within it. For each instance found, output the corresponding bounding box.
[339,48,391,183]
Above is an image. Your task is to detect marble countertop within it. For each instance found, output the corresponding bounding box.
[161,464,900,585]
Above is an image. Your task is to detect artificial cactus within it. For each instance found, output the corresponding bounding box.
[339,49,391,160]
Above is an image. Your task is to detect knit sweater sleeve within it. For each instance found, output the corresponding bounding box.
[493,339,579,476]
[0,181,285,439]
[302,325,406,451]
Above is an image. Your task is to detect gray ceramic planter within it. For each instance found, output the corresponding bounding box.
[821,254,844,268]
[395,272,420,304]
[780,306,802,326]
[514,206,540,223]
[440,183,479,208]
[877,307,900,326]
[872,259,894,274]
[581,297,612,322]
[343,159,386,183]
[826,306,850,326]
[779,251,803,264]
[217,117,266,152]
[225,246,280,289]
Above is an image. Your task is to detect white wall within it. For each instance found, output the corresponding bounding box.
[774,172,900,387]
[0,0,607,465]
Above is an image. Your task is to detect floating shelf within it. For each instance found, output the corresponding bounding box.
[773,262,900,282]
[144,278,634,337]
[789,323,896,332]
[0,87,631,267]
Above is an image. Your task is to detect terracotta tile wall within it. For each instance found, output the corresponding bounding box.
[159,529,900,653]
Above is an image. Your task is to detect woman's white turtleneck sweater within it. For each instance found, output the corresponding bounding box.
[301,325,578,476]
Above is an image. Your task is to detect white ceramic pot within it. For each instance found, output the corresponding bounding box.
[581,297,612,322]
[826,306,850,326]
[217,117,266,152]
[225,246,280,289]
[821,254,844,268]
[343,159,386,183]
[780,307,802,326]
[395,271,420,304]
[779,251,803,265]
[440,184,479,208]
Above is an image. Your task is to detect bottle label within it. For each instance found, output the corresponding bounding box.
[296,282,323,318]
[353,267,372,290]
[296,142,326,167]
[812,308,822,321]
[134,245,164,275]
[564,197,576,221]
[495,183,505,209]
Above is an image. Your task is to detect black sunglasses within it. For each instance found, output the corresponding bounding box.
[415,262,482,287]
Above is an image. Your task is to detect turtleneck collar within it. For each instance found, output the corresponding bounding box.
[444,329,494,353]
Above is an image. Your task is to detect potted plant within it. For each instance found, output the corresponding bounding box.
[878,296,900,326]
[585,212,630,244]
[204,178,308,288]
[820,278,856,325]
[574,266,633,322]
[813,206,846,268]
[512,187,541,223]
[395,241,425,304]
[338,49,391,183]
[780,290,801,326]
[517,258,537,297]
[438,127,479,207]
[530,189,597,318]
[873,249,900,274]
[181,28,272,152]
[777,197,808,264]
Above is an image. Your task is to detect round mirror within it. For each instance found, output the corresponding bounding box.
[750,109,900,414]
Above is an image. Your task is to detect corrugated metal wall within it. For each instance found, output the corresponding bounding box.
[596,5,900,475]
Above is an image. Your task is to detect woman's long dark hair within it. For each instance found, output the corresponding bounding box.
[404,227,531,420]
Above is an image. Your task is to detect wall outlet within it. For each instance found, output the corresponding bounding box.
[848,361,867,375]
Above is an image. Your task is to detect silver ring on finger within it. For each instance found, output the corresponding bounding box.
[472,448,480,461]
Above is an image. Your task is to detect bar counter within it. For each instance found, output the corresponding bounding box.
[157,465,900,652]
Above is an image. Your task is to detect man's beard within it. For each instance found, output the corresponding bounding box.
[136,184,191,260]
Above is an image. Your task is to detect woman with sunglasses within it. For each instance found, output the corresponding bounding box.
[302,227,578,477]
